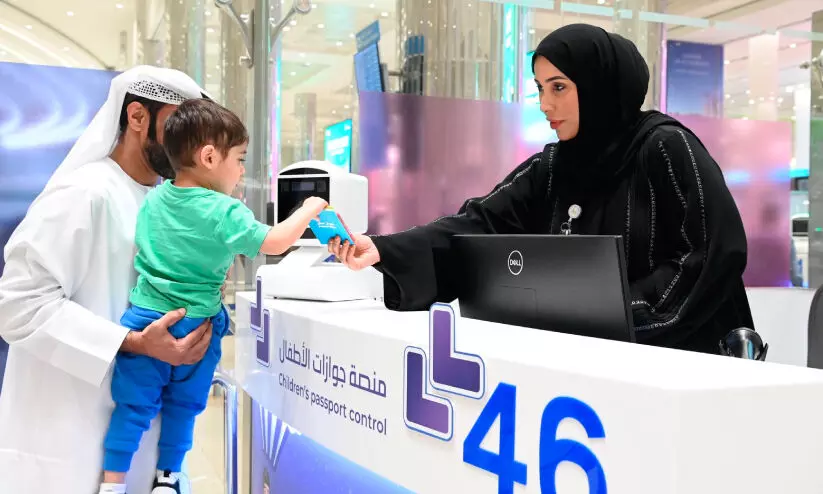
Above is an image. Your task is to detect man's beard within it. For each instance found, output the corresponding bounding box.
[144,140,175,180]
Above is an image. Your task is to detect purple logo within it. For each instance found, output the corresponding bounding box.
[250,276,271,367]
[403,347,453,440]
[403,303,486,441]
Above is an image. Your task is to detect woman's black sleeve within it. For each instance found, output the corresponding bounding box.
[629,128,748,343]
[371,151,551,311]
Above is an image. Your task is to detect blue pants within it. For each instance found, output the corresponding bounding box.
[103,305,229,473]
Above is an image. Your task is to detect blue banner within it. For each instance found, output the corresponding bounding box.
[356,21,381,52]
[665,40,724,117]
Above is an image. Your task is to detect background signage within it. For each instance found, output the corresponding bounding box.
[666,40,725,117]
[323,119,353,171]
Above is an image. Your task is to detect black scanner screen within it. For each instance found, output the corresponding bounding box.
[278,177,330,239]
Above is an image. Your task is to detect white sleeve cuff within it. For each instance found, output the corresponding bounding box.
[18,300,130,387]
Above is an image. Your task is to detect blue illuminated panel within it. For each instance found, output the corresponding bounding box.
[324,119,353,172]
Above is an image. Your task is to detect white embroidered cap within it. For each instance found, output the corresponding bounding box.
[126,79,188,105]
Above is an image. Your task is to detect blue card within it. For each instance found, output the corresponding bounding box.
[309,208,355,245]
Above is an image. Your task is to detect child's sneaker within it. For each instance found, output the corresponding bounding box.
[151,470,181,494]
[98,484,127,494]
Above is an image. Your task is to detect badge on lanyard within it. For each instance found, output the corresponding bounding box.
[561,204,581,235]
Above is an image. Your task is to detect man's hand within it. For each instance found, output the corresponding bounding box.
[121,309,212,366]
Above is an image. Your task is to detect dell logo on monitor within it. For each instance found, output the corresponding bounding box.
[507,250,523,276]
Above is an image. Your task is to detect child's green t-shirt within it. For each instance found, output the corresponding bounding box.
[129,180,270,318]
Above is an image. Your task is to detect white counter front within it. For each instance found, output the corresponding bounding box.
[234,285,823,494]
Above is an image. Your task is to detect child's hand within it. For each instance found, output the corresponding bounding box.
[302,196,329,217]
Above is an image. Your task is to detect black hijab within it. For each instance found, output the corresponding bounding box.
[532,24,678,194]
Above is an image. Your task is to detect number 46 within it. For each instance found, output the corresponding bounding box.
[462,383,607,494]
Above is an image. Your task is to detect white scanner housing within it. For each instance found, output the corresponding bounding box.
[256,160,383,302]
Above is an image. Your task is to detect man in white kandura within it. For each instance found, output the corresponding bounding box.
[0,66,213,494]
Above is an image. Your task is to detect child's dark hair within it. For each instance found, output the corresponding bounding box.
[162,99,249,172]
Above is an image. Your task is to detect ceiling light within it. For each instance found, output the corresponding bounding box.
[317,23,325,29]
[283,26,291,31]
[528,29,535,34]
[305,62,312,66]
[725,94,730,99]
[290,19,297,26]
[290,71,296,76]
[790,43,796,48]
[336,41,343,46]
[748,99,755,105]
[67,11,75,17]
[381,11,389,17]
[344,104,350,109]
[778,97,784,103]
[349,33,355,38]
[745,90,750,95]
[207,27,215,33]
[25,24,32,30]
[116,3,124,8]
[207,74,212,79]
[597,0,605,3]
[300,52,306,57]
[332,110,337,114]
[369,3,375,7]
[724,60,730,65]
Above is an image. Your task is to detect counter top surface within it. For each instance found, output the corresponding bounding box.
[239,293,823,391]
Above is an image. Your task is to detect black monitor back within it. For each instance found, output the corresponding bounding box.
[453,234,635,343]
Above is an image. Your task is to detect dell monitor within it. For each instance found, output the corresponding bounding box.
[453,234,636,343]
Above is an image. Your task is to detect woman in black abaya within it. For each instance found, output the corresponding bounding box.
[330,24,754,354]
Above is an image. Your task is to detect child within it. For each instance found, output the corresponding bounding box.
[99,99,328,494]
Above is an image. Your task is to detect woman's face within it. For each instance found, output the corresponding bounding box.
[533,55,580,141]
